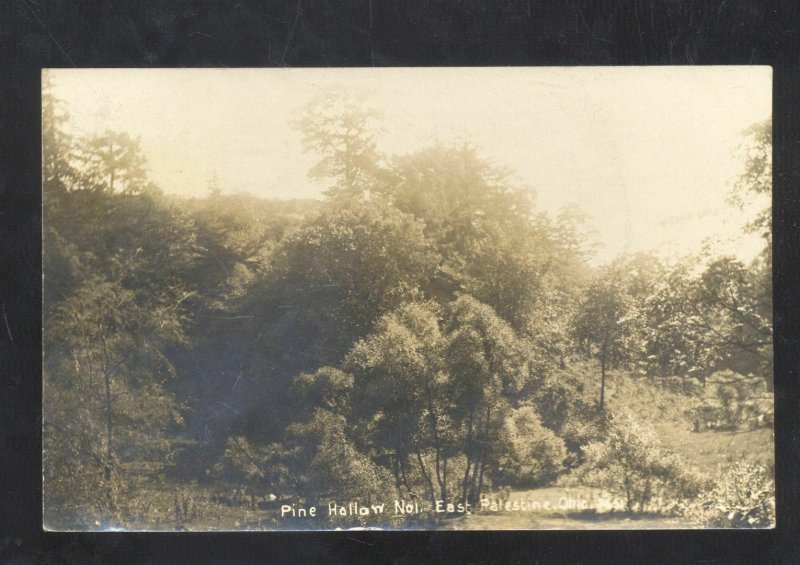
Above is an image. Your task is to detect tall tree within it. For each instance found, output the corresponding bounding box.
[44,274,186,507]
[640,261,716,383]
[295,90,384,201]
[573,266,642,410]
[641,118,773,389]
[345,301,451,507]
[730,117,771,243]
[258,201,437,369]
[444,295,530,504]
[728,116,772,387]
[42,91,199,518]
[73,130,150,194]
[42,71,76,194]
[694,256,772,387]
[381,143,563,336]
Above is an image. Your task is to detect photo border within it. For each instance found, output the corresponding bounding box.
[1,1,798,562]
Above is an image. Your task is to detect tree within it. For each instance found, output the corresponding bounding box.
[46,189,201,308]
[295,90,384,201]
[492,405,567,487]
[291,366,354,418]
[629,115,774,392]
[640,261,716,382]
[444,295,530,504]
[553,204,599,271]
[693,256,772,387]
[42,71,76,194]
[259,201,437,368]
[277,408,397,524]
[42,95,200,522]
[44,275,186,508]
[380,143,563,335]
[380,144,532,242]
[343,296,536,508]
[573,266,642,410]
[207,171,223,199]
[725,115,772,387]
[345,301,451,508]
[576,411,700,513]
[73,130,150,194]
[730,117,771,243]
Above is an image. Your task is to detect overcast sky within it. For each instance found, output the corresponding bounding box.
[48,67,771,265]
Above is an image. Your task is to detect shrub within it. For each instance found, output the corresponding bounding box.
[575,410,701,513]
[559,415,605,465]
[493,405,567,487]
[285,409,397,526]
[691,371,772,430]
[530,371,604,466]
[291,366,353,416]
[681,462,775,528]
[216,436,270,485]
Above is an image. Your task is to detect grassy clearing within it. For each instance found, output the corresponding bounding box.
[565,361,774,474]
[654,425,773,474]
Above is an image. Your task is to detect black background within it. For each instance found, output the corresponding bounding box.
[1,1,799,562]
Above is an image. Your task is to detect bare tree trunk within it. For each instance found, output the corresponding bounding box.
[461,409,475,505]
[426,388,444,500]
[108,140,115,193]
[442,457,448,504]
[474,405,491,502]
[639,479,651,513]
[398,456,413,496]
[390,454,403,494]
[98,330,117,515]
[476,454,487,504]
[104,368,113,481]
[415,448,437,510]
[469,449,481,502]
[599,348,607,411]
[100,333,114,484]
[623,473,632,512]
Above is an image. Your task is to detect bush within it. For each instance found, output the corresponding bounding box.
[493,405,567,487]
[691,371,772,431]
[291,366,353,416]
[575,410,701,513]
[530,370,604,466]
[559,415,605,465]
[284,409,397,526]
[215,436,270,485]
[681,462,775,528]
[42,403,127,528]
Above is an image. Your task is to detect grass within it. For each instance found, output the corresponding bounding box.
[564,361,774,474]
[654,425,773,474]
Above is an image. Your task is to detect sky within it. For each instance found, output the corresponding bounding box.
[47,67,771,265]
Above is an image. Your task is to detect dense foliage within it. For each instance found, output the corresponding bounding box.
[681,461,775,528]
[575,411,702,513]
[42,85,773,529]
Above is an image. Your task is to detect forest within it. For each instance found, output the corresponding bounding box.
[42,77,774,530]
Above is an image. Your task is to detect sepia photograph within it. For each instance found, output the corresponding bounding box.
[42,67,773,531]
